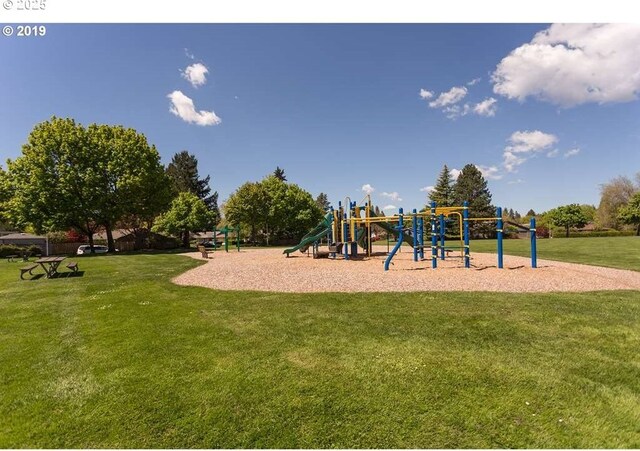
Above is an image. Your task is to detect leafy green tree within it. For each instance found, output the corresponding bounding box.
[273,166,287,182]
[4,117,171,252]
[547,204,589,237]
[152,192,215,247]
[618,192,640,235]
[225,176,323,245]
[260,175,323,243]
[429,165,455,207]
[452,164,495,237]
[4,117,104,249]
[86,123,172,252]
[597,175,638,229]
[315,192,331,211]
[224,182,270,244]
[166,151,220,226]
[579,204,597,223]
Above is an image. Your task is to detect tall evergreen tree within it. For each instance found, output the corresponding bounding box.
[273,166,287,182]
[452,164,495,238]
[166,151,220,227]
[315,192,331,211]
[429,165,454,207]
[526,209,536,217]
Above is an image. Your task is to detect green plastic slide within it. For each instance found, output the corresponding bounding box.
[283,212,333,255]
[367,207,414,247]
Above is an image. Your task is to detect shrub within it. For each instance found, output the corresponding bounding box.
[559,230,637,238]
[0,244,42,257]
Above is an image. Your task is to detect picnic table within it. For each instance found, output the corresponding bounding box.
[7,254,19,262]
[35,256,66,278]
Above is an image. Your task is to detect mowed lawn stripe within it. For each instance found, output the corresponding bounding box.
[0,253,639,448]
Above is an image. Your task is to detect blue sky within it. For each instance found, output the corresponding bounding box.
[1,24,639,215]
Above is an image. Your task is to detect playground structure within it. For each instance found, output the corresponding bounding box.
[212,225,241,252]
[284,196,538,271]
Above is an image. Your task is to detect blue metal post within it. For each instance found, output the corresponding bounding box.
[418,216,424,260]
[412,209,418,262]
[431,201,437,269]
[530,217,537,268]
[463,201,470,268]
[497,207,503,269]
[343,213,349,260]
[384,208,403,271]
[439,213,445,260]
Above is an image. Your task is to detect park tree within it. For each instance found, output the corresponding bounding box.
[597,175,638,229]
[452,164,495,237]
[152,192,216,247]
[526,209,536,217]
[86,123,172,252]
[315,192,331,211]
[547,204,589,237]
[0,166,11,226]
[166,150,220,226]
[429,165,455,207]
[4,117,171,252]
[225,176,323,245]
[617,192,640,235]
[224,181,270,243]
[273,166,287,182]
[4,118,103,248]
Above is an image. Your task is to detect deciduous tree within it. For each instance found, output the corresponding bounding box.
[166,151,220,227]
[597,175,638,229]
[152,192,215,247]
[618,192,640,235]
[547,204,589,237]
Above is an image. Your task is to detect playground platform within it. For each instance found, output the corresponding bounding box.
[173,247,640,293]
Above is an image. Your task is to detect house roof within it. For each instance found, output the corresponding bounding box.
[93,229,132,240]
[0,232,46,240]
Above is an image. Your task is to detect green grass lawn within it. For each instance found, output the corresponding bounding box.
[375,235,640,272]
[1,252,640,448]
[470,236,640,272]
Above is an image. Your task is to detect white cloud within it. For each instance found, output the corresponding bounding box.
[181,62,209,88]
[506,130,558,154]
[564,148,581,158]
[420,186,435,193]
[167,90,221,126]
[381,191,402,202]
[429,86,468,108]
[492,23,640,107]
[502,130,558,172]
[361,184,375,194]
[476,165,503,180]
[467,78,481,86]
[450,168,461,180]
[382,205,397,212]
[507,179,525,185]
[184,48,195,60]
[419,89,434,100]
[503,151,527,172]
[473,98,498,117]
[546,149,560,158]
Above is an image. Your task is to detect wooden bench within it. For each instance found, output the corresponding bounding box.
[66,261,79,273]
[20,264,38,280]
[7,255,19,262]
[197,246,211,259]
